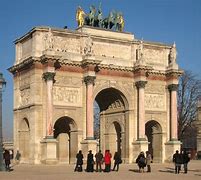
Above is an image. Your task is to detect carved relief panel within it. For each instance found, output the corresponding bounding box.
[20,88,30,106]
[53,86,82,107]
[144,47,169,66]
[145,83,166,111]
[19,73,30,90]
[93,41,131,60]
[43,30,80,54]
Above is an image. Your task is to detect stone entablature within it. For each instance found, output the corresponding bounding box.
[14,26,176,73]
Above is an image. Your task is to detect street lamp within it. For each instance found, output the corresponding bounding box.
[0,72,6,171]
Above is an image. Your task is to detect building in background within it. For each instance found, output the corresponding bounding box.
[196,98,201,159]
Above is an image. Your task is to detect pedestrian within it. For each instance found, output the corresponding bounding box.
[136,151,146,173]
[173,150,182,174]
[3,150,11,171]
[112,151,122,171]
[181,150,190,174]
[104,150,112,172]
[95,150,103,172]
[145,151,152,172]
[15,150,21,164]
[74,150,84,172]
[86,150,94,172]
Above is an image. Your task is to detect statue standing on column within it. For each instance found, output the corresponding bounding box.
[137,40,145,65]
[44,28,54,50]
[84,36,93,56]
[169,42,177,64]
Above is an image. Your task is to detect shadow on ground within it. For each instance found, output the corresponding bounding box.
[129,169,141,173]
[159,167,175,174]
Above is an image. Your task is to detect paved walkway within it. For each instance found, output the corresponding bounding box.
[0,160,200,180]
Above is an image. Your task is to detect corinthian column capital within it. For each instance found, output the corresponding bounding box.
[168,84,178,91]
[42,72,55,82]
[135,81,147,89]
[84,76,96,85]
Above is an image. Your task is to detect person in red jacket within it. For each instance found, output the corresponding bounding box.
[104,150,112,172]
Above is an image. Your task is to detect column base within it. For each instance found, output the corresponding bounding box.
[165,140,181,162]
[132,140,149,163]
[40,136,58,165]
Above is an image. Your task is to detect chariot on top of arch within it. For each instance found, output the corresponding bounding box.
[76,3,124,32]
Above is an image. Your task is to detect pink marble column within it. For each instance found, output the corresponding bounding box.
[136,81,147,140]
[43,72,55,137]
[84,75,96,139]
[168,84,178,140]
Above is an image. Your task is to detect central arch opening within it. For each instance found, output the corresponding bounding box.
[94,87,128,160]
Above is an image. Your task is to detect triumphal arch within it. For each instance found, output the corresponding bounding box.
[9,7,182,164]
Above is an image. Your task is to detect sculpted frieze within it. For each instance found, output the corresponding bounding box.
[93,42,131,60]
[43,30,80,53]
[54,37,80,53]
[145,84,165,94]
[54,76,82,86]
[144,48,168,65]
[145,94,166,111]
[53,86,82,106]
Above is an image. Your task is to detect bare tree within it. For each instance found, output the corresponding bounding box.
[177,70,201,141]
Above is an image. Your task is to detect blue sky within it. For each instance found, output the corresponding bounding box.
[0,0,201,140]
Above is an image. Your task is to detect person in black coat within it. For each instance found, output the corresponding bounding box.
[181,150,190,173]
[74,150,84,172]
[86,150,94,172]
[112,152,122,171]
[173,150,182,174]
[136,151,146,173]
[3,150,11,171]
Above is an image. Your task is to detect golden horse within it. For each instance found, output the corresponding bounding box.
[76,6,86,27]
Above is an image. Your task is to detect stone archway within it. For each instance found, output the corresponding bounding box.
[54,117,78,164]
[106,121,123,156]
[95,87,128,161]
[18,118,30,163]
[145,120,163,162]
